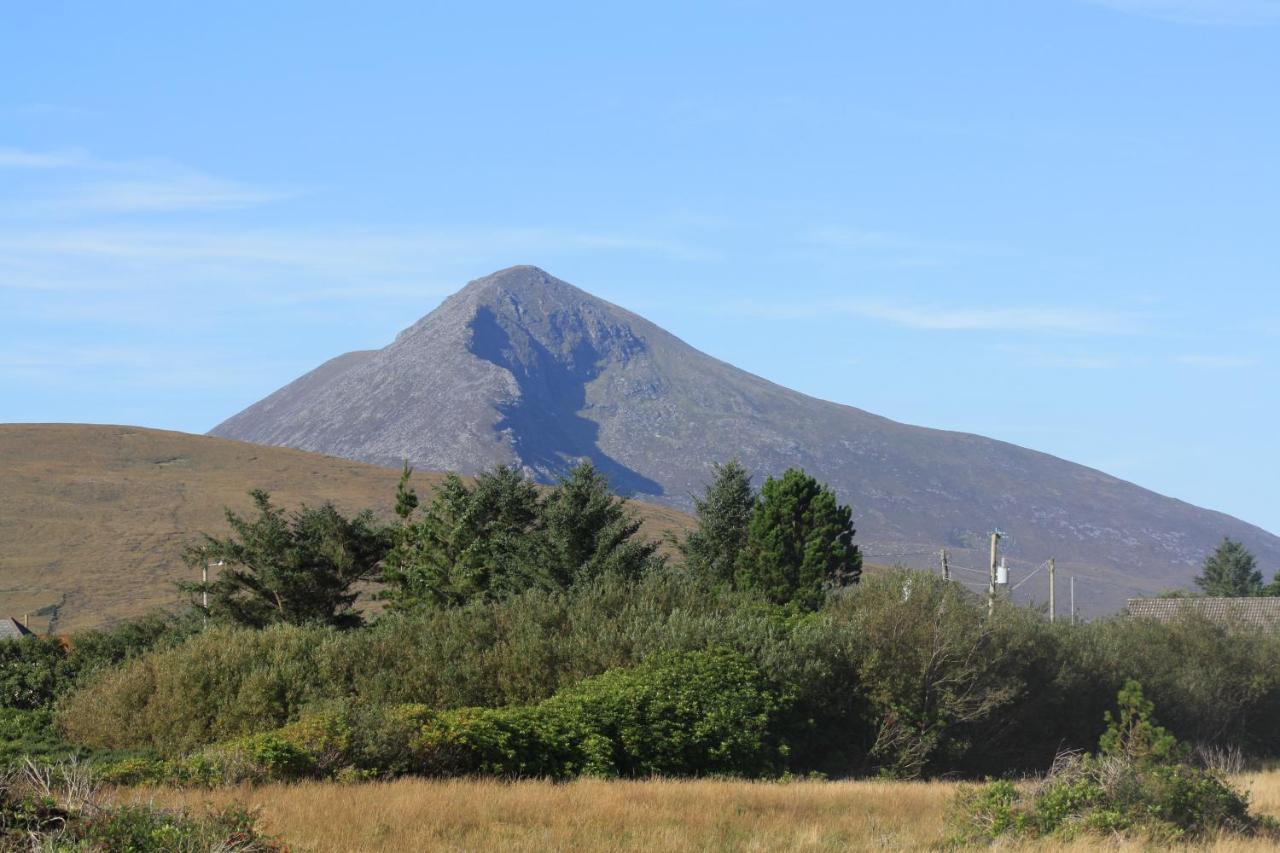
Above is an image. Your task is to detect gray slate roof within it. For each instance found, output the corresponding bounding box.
[0,618,33,640]
[1127,597,1280,633]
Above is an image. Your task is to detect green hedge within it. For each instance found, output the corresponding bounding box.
[60,569,1280,780]
[96,649,788,783]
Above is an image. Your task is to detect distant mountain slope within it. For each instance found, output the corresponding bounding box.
[0,424,692,633]
[211,266,1280,614]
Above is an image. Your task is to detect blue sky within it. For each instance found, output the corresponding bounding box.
[2,0,1277,534]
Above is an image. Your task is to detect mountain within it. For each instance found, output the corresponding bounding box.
[211,266,1280,614]
[0,424,692,633]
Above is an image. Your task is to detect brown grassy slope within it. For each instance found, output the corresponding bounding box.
[0,424,693,634]
[119,772,1280,852]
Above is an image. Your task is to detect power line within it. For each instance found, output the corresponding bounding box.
[1010,560,1049,592]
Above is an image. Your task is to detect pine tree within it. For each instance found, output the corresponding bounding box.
[537,460,662,588]
[381,466,541,609]
[679,459,756,585]
[1194,538,1263,597]
[734,468,860,609]
[180,490,388,628]
[393,460,418,521]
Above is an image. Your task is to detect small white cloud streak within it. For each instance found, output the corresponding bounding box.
[1087,0,1280,25]
[805,226,1014,262]
[722,298,1139,335]
[0,144,288,213]
[44,175,291,214]
[1176,354,1258,368]
[0,146,94,169]
[0,226,700,287]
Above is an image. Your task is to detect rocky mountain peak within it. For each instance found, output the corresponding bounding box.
[210,266,1280,614]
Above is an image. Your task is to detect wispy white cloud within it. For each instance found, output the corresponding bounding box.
[1087,0,1280,25]
[1176,354,1259,368]
[0,224,704,326]
[41,174,291,214]
[804,226,1014,268]
[0,144,288,214]
[1039,355,1124,369]
[0,146,94,169]
[722,297,1138,335]
[845,302,1135,334]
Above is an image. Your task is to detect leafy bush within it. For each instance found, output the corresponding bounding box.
[0,709,81,764]
[57,564,1280,780]
[0,637,73,711]
[66,802,281,852]
[60,569,819,757]
[408,647,789,779]
[67,610,201,678]
[191,732,318,784]
[60,622,334,753]
[0,759,282,851]
[950,681,1273,844]
[145,648,789,783]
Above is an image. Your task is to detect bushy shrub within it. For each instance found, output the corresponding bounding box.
[192,732,318,784]
[60,623,335,753]
[60,569,821,758]
[0,760,281,851]
[66,802,281,852]
[950,682,1272,844]
[158,648,788,783]
[0,709,80,764]
[67,610,200,678]
[0,637,72,711]
[57,565,1280,780]
[386,648,784,780]
[954,751,1259,843]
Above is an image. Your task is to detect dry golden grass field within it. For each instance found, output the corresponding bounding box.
[0,423,693,634]
[118,772,1280,852]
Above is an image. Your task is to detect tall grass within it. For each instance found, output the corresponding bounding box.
[118,771,1280,852]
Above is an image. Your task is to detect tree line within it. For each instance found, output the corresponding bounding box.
[4,457,1278,785]
[180,459,861,627]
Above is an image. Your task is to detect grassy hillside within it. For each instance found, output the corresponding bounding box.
[0,424,693,634]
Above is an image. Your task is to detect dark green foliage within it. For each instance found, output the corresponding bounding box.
[393,460,418,521]
[55,564,1280,781]
[60,623,333,754]
[67,802,282,852]
[679,459,756,586]
[0,638,71,711]
[0,613,200,767]
[180,489,389,629]
[381,467,542,609]
[536,647,788,778]
[1099,679,1182,764]
[127,649,788,783]
[536,461,662,588]
[68,609,201,678]
[951,683,1266,844]
[0,710,77,764]
[1195,537,1263,597]
[735,468,860,609]
[0,763,282,851]
[404,649,782,781]
[829,572,1027,778]
[382,461,661,611]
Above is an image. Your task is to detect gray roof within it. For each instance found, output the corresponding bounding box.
[0,618,34,641]
[1127,597,1280,633]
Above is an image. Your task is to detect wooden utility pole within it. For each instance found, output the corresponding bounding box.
[940,549,950,581]
[1048,558,1056,623]
[988,531,1002,617]
[1070,576,1076,625]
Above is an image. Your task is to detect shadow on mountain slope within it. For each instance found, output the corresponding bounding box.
[467,307,664,498]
